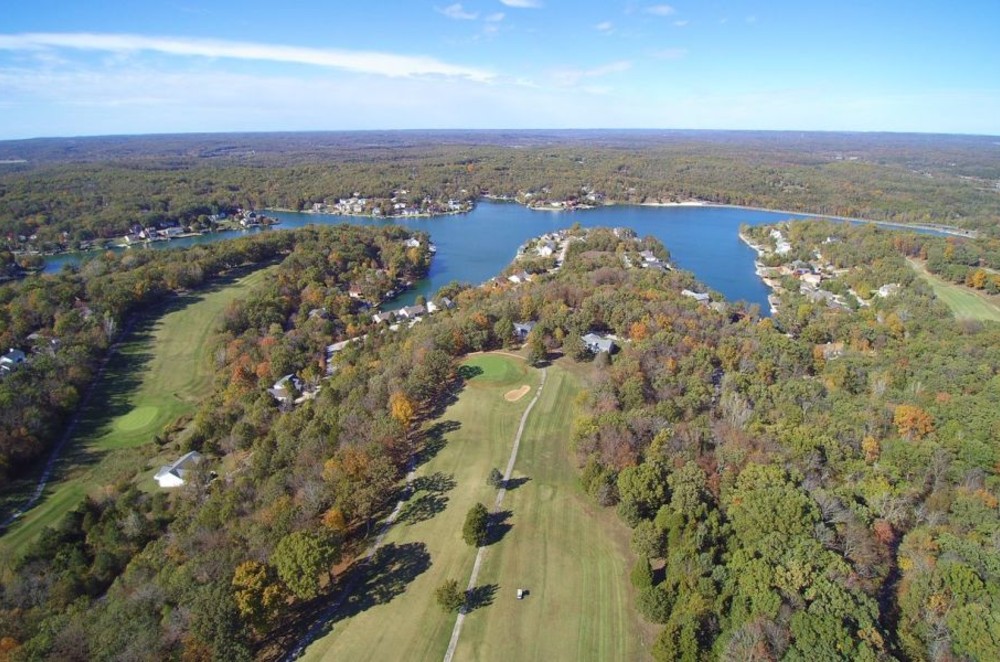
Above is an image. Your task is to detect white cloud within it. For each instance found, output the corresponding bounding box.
[438,3,478,20]
[644,4,675,16]
[595,21,614,32]
[485,12,506,22]
[551,60,632,87]
[499,0,542,8]
[673,20,689,27]
[0,32,494,81]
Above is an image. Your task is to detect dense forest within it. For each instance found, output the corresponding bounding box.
[1,216,998,660]
[1,131,998,256]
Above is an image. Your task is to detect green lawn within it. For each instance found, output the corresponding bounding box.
[0,266,274,560]
[909,259,1000,322]
[301,354,650,661]
[453,362,650,661]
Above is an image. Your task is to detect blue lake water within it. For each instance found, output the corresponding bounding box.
[44,202,825,310]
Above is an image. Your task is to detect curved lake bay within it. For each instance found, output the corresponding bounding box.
[49,202,827,310]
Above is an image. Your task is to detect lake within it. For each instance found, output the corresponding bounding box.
[45,202,824,310]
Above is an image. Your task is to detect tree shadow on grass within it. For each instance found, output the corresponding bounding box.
[413,420,459,470]
[464,583,498,612]
[504,476,531,491]
[410,471,457,495]
[397,492,449,526]
[342,542,432,616]
[457,365,484,380]
[486,509,513,546]
[273,542,432,659]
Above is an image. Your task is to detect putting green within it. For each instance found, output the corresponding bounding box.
[464,353,528,387]
[115,406,160,432]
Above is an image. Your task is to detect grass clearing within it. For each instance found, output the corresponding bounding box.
[0,266,274,560]
[301,354,650,661]
[909,258,1000,322]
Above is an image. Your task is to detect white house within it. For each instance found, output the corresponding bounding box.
[876,283,901,298]
[154,451,203,488]
[427,297,455,314]
[681,289,711,304]
[508,271,532,284]
[800,273,823,287]
[268,374,304,404]
[160,226,185,238]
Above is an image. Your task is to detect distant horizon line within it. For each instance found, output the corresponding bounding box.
[3,127,999,143]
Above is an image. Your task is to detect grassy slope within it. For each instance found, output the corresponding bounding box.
[909,259,1000,322]
[302,353,536,662]
[303,354,650,661]
[454,360,650,662]
[0,266,273,559]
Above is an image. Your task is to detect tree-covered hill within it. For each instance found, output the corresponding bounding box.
[2,221,997,660]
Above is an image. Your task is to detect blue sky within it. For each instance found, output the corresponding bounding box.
[1,1,998,138]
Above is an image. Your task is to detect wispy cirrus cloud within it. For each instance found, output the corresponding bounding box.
[595,21,614,32]
[500,0,542,8]
[649,47,687,60]
[437,3,478,20]
[551,60,632,87]
[644,4,676,16]
[485,12,506,22]
[0,32,495,81]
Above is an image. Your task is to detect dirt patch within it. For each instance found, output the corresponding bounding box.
[504,385,531,402]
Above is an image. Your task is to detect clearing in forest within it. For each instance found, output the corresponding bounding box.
[301,353,650,662]
[0,266,274,560]
[908,258,1000,322]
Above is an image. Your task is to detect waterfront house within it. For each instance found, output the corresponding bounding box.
[397,304,427,320]
[681,289,711,304]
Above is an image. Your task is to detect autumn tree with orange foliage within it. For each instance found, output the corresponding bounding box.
[893,404,934,440]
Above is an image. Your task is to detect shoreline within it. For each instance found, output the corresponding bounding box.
[738,231,782,315]
[17,197,976,269]
[700,202,975,238]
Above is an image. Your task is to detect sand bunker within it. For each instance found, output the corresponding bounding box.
[504,385,531,402]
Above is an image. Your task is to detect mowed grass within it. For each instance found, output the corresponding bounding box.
[302,354,538,662]
[302,354,651,662]
[0,266,274,559]
[454,361,651,661]
[463,353,529,386]
[909,258,1000,322]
